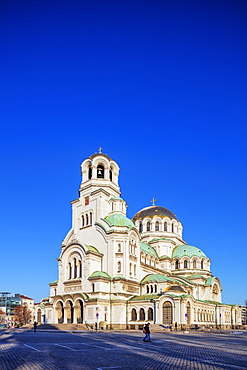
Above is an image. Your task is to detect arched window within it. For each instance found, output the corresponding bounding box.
[140,308,145,321]
[155,221,159,231]
[134,264,136,276]
[147,222,151,231]
[109,169,113,181]
[131,309,137,321]
[171,224,174,233]
[175,260,179,269]
[118,243,121,252]
[82,215,85,227]
[69,263,72,279]
[117,261,121,273]
[154,284,157,293]
[148,307,153,320]
[86,214,89,225]
[201,260,204,269]
[139,222,143,233]
[164,222,167,231]
[92,283,95,292]
[146,285,149,294]
[184,260,188,269]
[74,258,77,278]
[130,263,132,275]
[97,165,104,178]
[88,167,92,180]
[150,285,153,293]
[90,212,92,225]
[193,260,197,269]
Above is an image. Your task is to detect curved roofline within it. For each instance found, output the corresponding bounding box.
[88,153,113,161]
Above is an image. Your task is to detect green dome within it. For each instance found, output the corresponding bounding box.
[172,245,207,259]
[140,242,158,257]
[141,273,175,283]
[89,271,111,279]
[104,214,135,229]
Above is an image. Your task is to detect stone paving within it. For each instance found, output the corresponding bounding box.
[0,329,247,369]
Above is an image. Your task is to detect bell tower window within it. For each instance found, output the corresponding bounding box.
[139,222,143,233]
[97,165,104,178]
[109,169,113,181]
[88,167,92,180]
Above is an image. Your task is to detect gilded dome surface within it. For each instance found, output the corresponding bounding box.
[172,245,207,259]
[132,206,178,222]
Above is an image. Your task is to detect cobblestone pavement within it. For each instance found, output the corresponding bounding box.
[0,329,247,370]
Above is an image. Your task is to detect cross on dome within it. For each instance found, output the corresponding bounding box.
[98,147,103,153]
[151,197,156,206]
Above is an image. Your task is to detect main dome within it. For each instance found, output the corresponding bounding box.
[132,206,179,222]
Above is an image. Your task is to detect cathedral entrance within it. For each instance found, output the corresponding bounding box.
[65,300,74,324]
[186,302,191,324]
[37,309,41,323]
[56,301,64,324]
[162,301,173,325]
[75,299,83,324]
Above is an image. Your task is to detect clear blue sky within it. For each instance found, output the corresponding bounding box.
[1,0,246,304]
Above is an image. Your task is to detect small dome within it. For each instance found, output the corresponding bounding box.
[172,245,207,259]
[89,153,112,161]
[164,285,186,293]
[132,206,178,222]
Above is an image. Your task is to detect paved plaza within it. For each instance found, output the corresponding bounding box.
[0,329,247,370]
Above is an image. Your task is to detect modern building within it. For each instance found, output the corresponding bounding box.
[239,305,247,326]
[0,292,34,326]
[34,151,241,329]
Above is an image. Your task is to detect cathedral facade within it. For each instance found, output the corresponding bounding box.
[35,152,241,329]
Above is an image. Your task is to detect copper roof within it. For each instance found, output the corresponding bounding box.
[132,206,178,221]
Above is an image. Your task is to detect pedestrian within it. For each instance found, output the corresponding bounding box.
[143,322,151,342]
[34,321,38,333]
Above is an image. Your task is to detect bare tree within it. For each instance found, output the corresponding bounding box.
[14,305,31,326]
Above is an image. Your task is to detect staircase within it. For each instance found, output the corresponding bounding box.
[37,323,90,331]
[150,324,171,331]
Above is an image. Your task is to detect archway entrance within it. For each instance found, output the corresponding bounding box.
[186,302,191,324]
[56,301,64,324]
[37,309,41,323]
[65,300,74,324]
[75,300,83,324]
[162,301,173,325]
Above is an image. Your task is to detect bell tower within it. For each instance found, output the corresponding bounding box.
[75,149,121,223]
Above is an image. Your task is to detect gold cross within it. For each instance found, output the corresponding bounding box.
[151,198,156,206]
[98,147,103,153]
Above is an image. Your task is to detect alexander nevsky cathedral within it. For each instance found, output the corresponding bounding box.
[35,151,241,329]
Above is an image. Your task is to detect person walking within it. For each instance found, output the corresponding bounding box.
[34,321,38,333]
[143,322,151,342]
